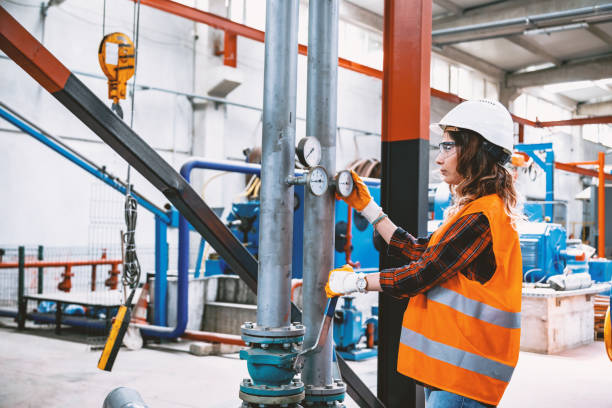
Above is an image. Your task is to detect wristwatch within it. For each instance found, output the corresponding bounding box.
[356,273,367,293]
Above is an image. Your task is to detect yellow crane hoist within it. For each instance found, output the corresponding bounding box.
[98,32,135,118]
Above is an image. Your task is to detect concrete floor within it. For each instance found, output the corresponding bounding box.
[1,318,611,407]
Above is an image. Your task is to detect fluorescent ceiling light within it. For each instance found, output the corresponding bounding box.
[524,22,588,36]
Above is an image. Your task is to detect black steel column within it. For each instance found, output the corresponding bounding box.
[378,1,431,407]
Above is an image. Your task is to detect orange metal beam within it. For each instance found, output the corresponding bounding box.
[598,151,606,258]
[223,31,237,67]
[536,116,612,127]
[564,161,598,166]
[554,161,612,181]
[430,88,462,104]
[136,0,264,42]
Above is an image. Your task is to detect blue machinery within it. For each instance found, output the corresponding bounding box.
[1,100,381,356]
[514,143,555,221]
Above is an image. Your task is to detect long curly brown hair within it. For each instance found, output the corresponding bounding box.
[444,128,523,227]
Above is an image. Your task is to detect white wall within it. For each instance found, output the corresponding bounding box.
[0,1,385,272]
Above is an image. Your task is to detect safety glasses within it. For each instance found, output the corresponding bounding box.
[437,141,457,157]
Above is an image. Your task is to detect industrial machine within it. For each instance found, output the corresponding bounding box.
[333,297,377,361]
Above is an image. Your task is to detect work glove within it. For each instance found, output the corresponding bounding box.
[336,170,383,224]
[325,264,360,298]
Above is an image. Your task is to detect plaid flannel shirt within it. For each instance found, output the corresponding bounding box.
[379,212,496,299]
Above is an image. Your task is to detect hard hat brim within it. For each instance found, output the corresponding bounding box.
[429,123,444,136]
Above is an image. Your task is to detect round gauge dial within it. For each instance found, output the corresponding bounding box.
[297,137,322,168]
[335,170,354,198]
[307,166,329,196]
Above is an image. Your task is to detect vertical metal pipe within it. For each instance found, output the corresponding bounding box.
[257,0,300,328]
[18,246,25,330]
[303,0,339,387]
[37,245,43,295]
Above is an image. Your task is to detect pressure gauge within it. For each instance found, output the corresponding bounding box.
[335,170,354,198]
[306,166,329,196]
[297,137,322,168]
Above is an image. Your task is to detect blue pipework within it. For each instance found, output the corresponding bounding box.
[515,143,555,221]
[0,106,169,223]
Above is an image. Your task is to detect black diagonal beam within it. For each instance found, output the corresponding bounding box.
[0,7,383,407]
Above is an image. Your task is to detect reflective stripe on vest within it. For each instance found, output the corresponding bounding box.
[400,327,515,383]
[427,286,521,329]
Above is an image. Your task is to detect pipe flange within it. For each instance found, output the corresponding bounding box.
[240,378,305,404]
[242,322,305,342]
[303,380,346,403]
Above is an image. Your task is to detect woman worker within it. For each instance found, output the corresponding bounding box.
[326,99,523,408]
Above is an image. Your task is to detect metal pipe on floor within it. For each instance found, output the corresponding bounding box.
[103,387,148,408]
[256,0,300,329]
[182,330,245,346]
[302,0,344,404]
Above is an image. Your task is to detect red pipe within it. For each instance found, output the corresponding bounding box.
[366,322,375,349]
[182,330,246,346]
[0,259,121,268]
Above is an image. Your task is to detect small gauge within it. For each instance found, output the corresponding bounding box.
[306,166,329,196]
[297,137,322,168]
[335,170,354,198]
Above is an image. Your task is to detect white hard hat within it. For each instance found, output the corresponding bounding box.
[431,99,514,155]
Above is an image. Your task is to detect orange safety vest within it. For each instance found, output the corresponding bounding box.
[397,194,522,406]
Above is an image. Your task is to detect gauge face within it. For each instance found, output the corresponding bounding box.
[307,166,329,196]
[297,137,322,168]
[336,170,354,198]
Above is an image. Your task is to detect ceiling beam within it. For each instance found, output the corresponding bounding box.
[433,0,600,30]
[506,55,612,88]
[586,24,612,46]
[432,1,612,46]
[506,36,561,66]
[523,86,578,111]
[577,99,612,116]
[434,0,463,15]
[434,46,505,80]
[341,1,383,33]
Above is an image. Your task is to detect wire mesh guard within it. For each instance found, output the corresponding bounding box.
[0,182,156,346]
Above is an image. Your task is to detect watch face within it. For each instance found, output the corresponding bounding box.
[297,137,322,168]
[357,276,367,292]
[307,166,329,196]
[336,170,354,198]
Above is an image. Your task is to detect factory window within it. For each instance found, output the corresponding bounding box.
[583,124,612,147]
[432,55,498,101]
[431,57,450,92]
[513,93,573,139]
[338,21,383,70]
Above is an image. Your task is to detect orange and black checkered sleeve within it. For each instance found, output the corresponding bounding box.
[380,212,495,299]
[387,227,430,262]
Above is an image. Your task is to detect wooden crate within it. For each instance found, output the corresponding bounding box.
[520,284,610,354]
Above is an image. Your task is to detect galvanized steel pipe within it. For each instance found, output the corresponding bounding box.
[302,0,339,389]
[257,0,300,329]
